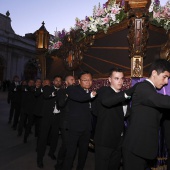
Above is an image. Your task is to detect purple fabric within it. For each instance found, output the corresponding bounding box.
[132,78,170,95]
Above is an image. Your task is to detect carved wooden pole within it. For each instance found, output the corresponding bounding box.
[127,1,150,77]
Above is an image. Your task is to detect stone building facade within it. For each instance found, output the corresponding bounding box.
[0,12,39,82]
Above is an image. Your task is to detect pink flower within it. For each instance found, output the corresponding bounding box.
[153,11,160,18]
[111,7,120,14]
[53,41,62,49]
[95,8,105,17]
[101,16,110,24]
[164,7,170,18]
[81,20,89,32]
[75,20,82,28]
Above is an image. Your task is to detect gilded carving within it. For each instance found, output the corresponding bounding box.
[127,7,149,77]
[160,32,170,61]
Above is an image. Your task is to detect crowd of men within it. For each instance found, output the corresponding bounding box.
[6,59,170,170]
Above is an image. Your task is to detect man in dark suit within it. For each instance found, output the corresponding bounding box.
[55,75,75,170]
[21,79,36,143]
[62,71,97,170]
[33,78,43,138]
[8,75,21,128]
[94,68,135,170]
[37,76,62,168]
[17,79,35,137]
[123,59,170,170]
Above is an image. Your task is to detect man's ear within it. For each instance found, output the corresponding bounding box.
[78,79,80,84]
[152,70,157,77]
[108,77,111,83]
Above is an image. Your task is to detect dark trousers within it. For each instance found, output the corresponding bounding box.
[91,115,97,139]
[24,113,35,139]
[122,147,149,170]
[95,138,122,170]
[62,130,91,170]
[9,102,15,122]
[34,115,42,137]
[18,109,28,135]
[9,102,20,125]
[12,103,21,128]
[37,113,60,162]
[57,128,67,165]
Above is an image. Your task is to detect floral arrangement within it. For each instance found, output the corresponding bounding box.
[48,29,67,52]
[74,1,125,34]
[48,0,126,53]
[48,0,170,53]
[150,0,170,31]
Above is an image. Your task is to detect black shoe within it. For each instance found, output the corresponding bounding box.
[37,161,43,168]
[48,153,56,160]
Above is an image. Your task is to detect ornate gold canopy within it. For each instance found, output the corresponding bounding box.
[107,0,151,10]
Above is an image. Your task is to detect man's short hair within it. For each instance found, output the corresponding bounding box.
[78,71,92,79]
[64,75,74,81]
[148,59,170,77]
[53,75,62,80]
[108,67,124,77]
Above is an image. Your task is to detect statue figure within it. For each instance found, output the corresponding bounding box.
[133,58,142,77]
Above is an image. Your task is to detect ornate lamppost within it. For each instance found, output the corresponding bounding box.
[35,21,49,80]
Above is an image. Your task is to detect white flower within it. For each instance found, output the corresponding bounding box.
[110,13,116,22]
[94,17,102,25]
[88,23,98,32]
[149,2,154,13]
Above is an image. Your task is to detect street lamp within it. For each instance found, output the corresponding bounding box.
[35,21,49,80]
[36,21,49,49]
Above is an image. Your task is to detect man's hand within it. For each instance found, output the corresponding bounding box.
[125,83,139,97]
[91,91,97,97]
[53,89,58,96]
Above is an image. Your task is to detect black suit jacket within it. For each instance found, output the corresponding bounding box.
[41,85,60,118]
[21,85,36,114]
[123,80,170,159]
[66,85,95,131]
[34,87,43,117]
[8,82,22,104]
[94,86,130,149]
[57,88,69,129]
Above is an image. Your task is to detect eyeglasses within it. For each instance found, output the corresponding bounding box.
[80,79,92,82]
